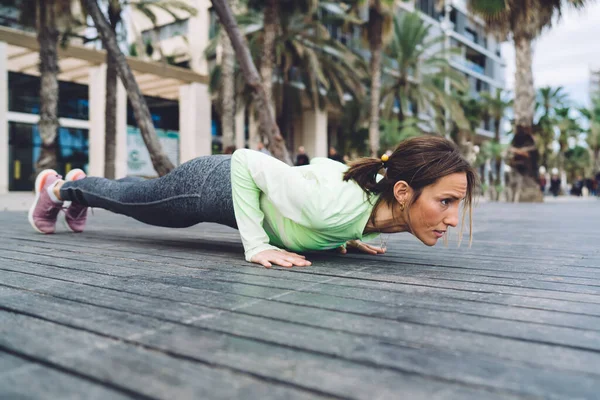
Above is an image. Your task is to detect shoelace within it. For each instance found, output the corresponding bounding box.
[59,205,93,219]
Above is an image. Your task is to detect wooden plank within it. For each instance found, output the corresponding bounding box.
[3,233,600,282]
[3,287,596,399]
[2,198,600,399]
[2,266,600,381]
[0,299,518,399]
[4,239,600,332]
[0,310,330,400]
[0,352,136,400]
[2,244,600,322]
[1,236,600,306]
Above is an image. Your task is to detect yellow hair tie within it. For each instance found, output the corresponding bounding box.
[381,154,389,163]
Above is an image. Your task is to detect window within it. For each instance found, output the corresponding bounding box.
[8,72,89,120]
[141,19,189,44]
[127,95,179,131]
[416,0,442,20]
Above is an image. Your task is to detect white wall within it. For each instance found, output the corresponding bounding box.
[0,42,8,194]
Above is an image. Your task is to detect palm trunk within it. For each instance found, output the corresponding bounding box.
[368,6,384,158]
[260,0,278,113]
[513,35,535,140]
[35,0,59,173]
[368,43,382,157]
[220,27,236,149]
[510,29,542,202]
[104,1,121,179]
[494,118,501,188]
[82,0,174,176]
[395,94,404,124]
[104,52,118,179]
[210,0,291,164]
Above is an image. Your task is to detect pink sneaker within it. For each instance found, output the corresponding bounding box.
[64,168,88,233]
[28,169,63,234]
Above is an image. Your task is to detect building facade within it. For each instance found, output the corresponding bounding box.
[1,0,506,192]
[0,1,211,193]
[410,0,507,142]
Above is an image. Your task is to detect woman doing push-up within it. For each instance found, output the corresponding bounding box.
[28,136,477,268]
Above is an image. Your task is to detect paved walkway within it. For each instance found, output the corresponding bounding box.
[0,199,599,399]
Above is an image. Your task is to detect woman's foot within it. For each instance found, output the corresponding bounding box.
[28,169,63,234]
[64,169,88,233]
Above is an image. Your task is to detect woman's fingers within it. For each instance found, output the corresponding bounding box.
[251,249,311,269]
[282,250,305,259]
[347,241,386,255]
[337,246,347,254]
[363,243,386,254]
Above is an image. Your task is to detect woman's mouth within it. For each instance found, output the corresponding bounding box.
[433,230,445,238]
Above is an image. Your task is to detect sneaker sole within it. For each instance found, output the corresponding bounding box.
[64,168,87,233]
[65,168,85,182]
[28,169,58,234]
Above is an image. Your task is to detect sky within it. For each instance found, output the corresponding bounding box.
[500,2,600,108]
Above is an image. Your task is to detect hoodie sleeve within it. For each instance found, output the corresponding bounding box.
[230,149,316,261]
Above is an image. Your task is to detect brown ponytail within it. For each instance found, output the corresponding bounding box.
[342,157,388,195]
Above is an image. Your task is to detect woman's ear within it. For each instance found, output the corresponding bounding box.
[393,180,411,204]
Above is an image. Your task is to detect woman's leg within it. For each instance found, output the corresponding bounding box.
[59,155,237,229]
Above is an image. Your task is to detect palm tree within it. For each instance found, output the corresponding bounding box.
[208,2,366,155]
[210,0,291,163]
[381,12,468,135]
[220,4,236,150]
[534,86,567,169]
[100,0,197,178]
[82,0,175,175]
[453,94,483,165]
[468,0,588,202]
[34,0,63,172]
[271,12,366,144]
[356,0,395,157]
[480,88,511,189]
[564,145,590,182]
[247,0,317,110]
[555,107,582,173]
[580,96,600,172]
[102,0,121,179]
[14,0,80,172]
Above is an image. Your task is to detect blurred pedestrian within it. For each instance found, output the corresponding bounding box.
[257,142,272,157]
[328,146,344,163]
[295,146,310,166]
[570,175,583,197]
[539,174,547,194]
[549,168,561,197]
[223,145,236,155]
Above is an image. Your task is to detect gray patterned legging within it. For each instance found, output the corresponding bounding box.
[60,155,238,229]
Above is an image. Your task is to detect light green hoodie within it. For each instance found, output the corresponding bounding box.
[231,149,380,262]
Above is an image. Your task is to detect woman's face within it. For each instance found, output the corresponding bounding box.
[406,172,468,246]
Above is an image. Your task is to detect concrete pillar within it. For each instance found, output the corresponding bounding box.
[114,81,128,179]
[302,109,328,158]
[88,64,106,177]
[248,106,259,149]
[188,0,210,75]
[179,82,211,162]
[88,64,127,178]
[0,42,7,194]
[235,105,245,150]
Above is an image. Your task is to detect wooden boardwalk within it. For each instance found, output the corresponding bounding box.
[1,199,599,399]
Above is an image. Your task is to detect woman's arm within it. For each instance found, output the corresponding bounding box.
[230,149,313,265]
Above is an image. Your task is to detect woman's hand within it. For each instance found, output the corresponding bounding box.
[337,240,386,255]
[251,249,312,268]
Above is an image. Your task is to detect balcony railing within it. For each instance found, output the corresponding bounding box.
[451,55,485,75]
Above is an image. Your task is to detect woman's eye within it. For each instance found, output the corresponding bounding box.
[441,199,451,206]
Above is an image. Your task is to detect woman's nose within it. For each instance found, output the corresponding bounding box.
[444,209,459,228]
